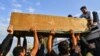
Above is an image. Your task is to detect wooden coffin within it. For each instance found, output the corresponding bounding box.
[10,12,88,33]
[9,12,89,37]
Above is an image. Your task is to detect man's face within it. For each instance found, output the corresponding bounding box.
[20,49,25,56]
[81,8,87,14]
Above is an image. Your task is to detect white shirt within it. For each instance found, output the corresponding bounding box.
[80,11,93,21]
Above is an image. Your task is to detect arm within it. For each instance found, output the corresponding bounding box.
[36,43,45,56]
[70,30,82,56]
[70,30,77,47]
[76,33,80,41]
[31,28,39,56]
[88,11,93,25]
[1,25,13,55]
[47,29,55,53]
[36,36,45,56]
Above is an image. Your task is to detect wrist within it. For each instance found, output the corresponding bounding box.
[49,33,55,36]
[9,32,13,34]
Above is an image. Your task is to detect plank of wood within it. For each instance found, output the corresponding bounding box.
[9,12,88,33]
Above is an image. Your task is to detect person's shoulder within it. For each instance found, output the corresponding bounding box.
[87,11,92,14]
[48,50,58,56]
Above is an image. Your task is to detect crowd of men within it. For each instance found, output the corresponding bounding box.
[0,6,100,56]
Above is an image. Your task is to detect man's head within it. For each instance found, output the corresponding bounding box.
[80,6,88,14]
[58,41,69,55]
[13,46,25,56]
[68,14,73,17]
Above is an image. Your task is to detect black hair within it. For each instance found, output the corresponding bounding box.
[13,46,25,56]
[68,14,73,17]
[58,41,69,55]
[80,6,87,10]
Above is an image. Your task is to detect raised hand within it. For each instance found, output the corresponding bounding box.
[50,28,55,36]
[7,25,13,34]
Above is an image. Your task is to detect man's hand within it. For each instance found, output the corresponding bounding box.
[50,29,55,36]
[7,25,13,34]
[30,27,37,32]
[69,29,74,34]
[30,27,39,56]
[48,29,55,53]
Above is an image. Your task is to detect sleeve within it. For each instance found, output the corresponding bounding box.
[81,37,88,45]
[88,11,93,20]
[37,44,45,56]
[1,34,13,55]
